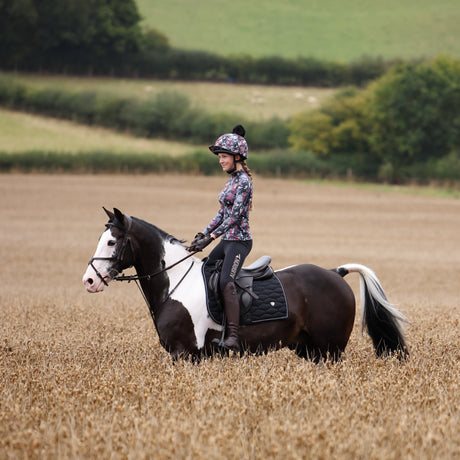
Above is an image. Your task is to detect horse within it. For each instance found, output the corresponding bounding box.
[82,208,409,362]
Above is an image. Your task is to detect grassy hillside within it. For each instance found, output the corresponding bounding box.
[0,109,200,156]
[5,73,335,121]
[137,0,460,61]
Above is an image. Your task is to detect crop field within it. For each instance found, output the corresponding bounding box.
[137,0,460,61]
[1,173,459,459]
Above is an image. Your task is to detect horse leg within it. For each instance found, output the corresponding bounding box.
[289,331,346,362]
[156,299,200,357]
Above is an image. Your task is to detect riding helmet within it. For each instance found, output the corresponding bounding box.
[209,125,248,159]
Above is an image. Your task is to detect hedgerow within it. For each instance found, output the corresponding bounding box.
[1,150,458,185]
[0,77,289,150]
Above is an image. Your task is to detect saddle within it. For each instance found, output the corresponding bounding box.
[203,256,288,326]
[208,255,273,308]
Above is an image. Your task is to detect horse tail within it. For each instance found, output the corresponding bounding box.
[336,263,409,359]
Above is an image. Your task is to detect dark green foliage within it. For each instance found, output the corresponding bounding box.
[0,0,397,85]
[289,87,373,156]
[288,55,460,183]
[247,119,291,150]
[0,78,29,106]
[0,150,328,176]
[1,149,458,183]
[0,0,145,73]
[368,56,460,169]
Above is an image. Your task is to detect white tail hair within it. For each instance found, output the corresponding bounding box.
[338,263,408,336]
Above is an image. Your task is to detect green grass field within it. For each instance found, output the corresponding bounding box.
[0,109,201,155]
[136,0,460,61]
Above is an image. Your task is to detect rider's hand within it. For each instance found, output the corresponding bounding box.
[187,233,213,252]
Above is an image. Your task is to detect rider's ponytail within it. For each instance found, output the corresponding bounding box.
[241,160,253,210]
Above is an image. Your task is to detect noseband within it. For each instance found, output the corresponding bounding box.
[87,216,134,286]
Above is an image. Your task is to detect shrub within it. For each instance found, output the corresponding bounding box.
[288,55,460,182]
[0,78,28,107]
[94,95,135,130]
[288,87,372,156]
[433,151,460,181]
[368,55,460,169]
[247,118,290,150]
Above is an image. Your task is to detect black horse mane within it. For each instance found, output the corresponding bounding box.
[132,216,186,246]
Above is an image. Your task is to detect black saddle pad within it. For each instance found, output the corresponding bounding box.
[202,260,288,326]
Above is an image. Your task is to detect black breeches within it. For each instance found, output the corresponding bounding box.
[207,240,253,290]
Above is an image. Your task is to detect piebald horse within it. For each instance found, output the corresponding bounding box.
[83,208,408,361]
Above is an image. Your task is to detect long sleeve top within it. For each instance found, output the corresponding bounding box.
[203,169,253,241]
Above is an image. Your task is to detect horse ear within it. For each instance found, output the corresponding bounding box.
[103,206,115,221]
[113,208,124,223]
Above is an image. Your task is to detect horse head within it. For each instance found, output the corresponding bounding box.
[83,207,136,292]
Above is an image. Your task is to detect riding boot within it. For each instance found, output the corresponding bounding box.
[221,282,240,352]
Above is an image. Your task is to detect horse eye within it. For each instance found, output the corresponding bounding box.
[108,240,116,246]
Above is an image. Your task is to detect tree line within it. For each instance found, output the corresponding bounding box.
[1,0,403,86]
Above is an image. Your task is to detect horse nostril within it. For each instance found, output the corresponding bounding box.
[87,278,94,285]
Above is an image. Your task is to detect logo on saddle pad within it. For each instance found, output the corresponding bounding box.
[202,256,288,326]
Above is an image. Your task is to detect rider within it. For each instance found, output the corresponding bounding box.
[188,124,253,352]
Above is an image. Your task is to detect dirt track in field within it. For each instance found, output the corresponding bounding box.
[1,174,459,459]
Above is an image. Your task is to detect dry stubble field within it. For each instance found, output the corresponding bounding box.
[0,174,459,459]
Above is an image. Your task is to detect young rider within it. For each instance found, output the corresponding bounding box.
[188,125,253,352]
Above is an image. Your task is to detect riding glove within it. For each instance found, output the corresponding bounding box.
[188,233,213,252]
[190,232,205,246]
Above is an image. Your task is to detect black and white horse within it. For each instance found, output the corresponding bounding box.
[82,208,409,361]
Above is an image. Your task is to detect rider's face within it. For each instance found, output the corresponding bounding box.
[218,153,239,172]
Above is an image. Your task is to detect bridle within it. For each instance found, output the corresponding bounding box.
[87,216,135,287]
[87,215,199,296]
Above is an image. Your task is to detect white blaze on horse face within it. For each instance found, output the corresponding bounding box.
[82,228,117,293]
[163,240,222,349]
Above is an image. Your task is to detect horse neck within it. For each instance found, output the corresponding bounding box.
[130,219,201,318]
[130,219,169,312]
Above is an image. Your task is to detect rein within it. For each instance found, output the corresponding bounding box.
[114,250,199,283]
[88,215,200,311]
[115,251,199,314]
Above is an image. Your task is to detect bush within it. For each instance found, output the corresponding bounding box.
[0,78,28,107]
[94,95,135,130]
[27,89,64,116]
[1,148,458,184]
[433,151,460,181]
[288,87,372,156]
[121,92,191,138]
[247,118,290,150]
[368,55,460,169]
[288,55,460,182]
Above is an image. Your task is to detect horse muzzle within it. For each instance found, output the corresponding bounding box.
[83,260,112,292]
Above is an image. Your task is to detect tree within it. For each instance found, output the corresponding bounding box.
[0,0,38,67]
[288,55,460,181]
[368,55,460,169]
[0,0,147,73]
[288,87,372,156]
